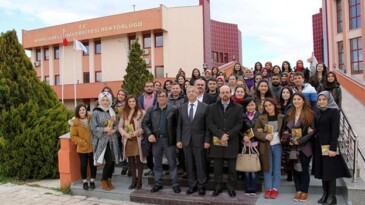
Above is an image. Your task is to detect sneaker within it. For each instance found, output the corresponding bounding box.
[293,191,302,202]
[89,182,95,190]
[144,170,154,176]
[250,192,257,196]
[270,189,278,199]
[244,191,250,196]
[264,189,272,199]
[82,182,89,191]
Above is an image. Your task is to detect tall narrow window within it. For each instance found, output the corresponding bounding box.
[44,48,49,60]
[350,37,363,74]
[129,36,136,50]
[349,0,361,30]
[155,66,164,78]
[45,76,50,85]
[54,46,60,59]
[155,33,163,47]
[336,0,343,33]
[36,49,41,61]
[337,41,344,69]
[143,34,151,48]
[83,72,90,83]
[55,75,61,85]
[95,40,101,54]
[82,42,89,56]
[95,71,102,82]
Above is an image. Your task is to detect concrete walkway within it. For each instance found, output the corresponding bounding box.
[0,183,146,205]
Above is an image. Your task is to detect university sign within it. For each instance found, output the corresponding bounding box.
[34,22,143,43]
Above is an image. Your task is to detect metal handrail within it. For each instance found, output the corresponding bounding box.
[339,108,363,183]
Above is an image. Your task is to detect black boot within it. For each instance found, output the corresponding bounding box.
[129,178,137,189]
[326,180,337,205]
[317,180,328,203]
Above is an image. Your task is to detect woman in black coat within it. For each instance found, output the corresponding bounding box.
[312,91,351,205]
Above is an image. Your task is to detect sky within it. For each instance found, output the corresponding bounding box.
[0,0,322,68]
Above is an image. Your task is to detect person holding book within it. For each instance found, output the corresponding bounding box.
[70,104,97,191]
[208,85,244,197]
[241,97,261,196]
[254,98,284,199]
[282,92,315,202]
[312,91,351,205]
[118,95,146,190]
[90,92,120,191]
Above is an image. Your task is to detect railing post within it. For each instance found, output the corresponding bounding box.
[353,139,358,183]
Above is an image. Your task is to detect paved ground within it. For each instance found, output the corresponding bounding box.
[0,183,147,205]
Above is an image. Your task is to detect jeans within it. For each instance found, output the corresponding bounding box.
[293,151,312,193]
[263,144,282,190]
[152,138,179,187]
[244,172,258,192]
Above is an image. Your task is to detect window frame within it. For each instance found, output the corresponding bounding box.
[349,0,361,30]
[350,37,363,74]
[129,36,136,50]
[36,49,41,61]
[95,40,101,54]
[95,71,102,82]
[155,66,164,78]
[155,33,163,47]
[337,41,344,69]
[82,42,89,56]
[83,72,90,83]
[143,34,151,49]
[55,75,61,85]
[336,0,343,33]
[54,46,60,59]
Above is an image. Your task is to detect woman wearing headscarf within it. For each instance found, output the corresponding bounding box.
[293,60,310,83]
[317,71,342,108]
[312,91,351,205]
[90,92,120,191]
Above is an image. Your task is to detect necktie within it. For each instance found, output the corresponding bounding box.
[189,104,194,122]
[223,104,228,112]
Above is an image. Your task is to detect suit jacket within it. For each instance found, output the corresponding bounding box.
[202,93,215,105]
[208,100,244,158]
[177,101,210,148]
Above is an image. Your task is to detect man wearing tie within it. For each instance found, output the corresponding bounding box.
[208,85,243,197]
[177,86,210,196]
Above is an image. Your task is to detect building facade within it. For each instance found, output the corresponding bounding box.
[22,0,242,109]
[322,0,365,105]
[312,8,324,63]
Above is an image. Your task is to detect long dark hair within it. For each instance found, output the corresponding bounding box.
[310,63,328,85]
[255,79,273,99]
[287,92,314,126]
[123,95,142,120]
[278,86,293,111]
[75,103,88,118]
[191,68,201,80]
[281,61,292,72]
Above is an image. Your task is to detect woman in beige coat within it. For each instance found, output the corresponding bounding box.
[118,95,145,190]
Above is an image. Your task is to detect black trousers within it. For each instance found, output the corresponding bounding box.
[214,158,237,191]
[78,152,97,180]
[102,143,115,180]
[293,151,312,193]
[146,154,154,170]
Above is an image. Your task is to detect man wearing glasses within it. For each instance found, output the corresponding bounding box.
[142,89,181,193]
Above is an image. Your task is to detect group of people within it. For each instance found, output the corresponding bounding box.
[69,60,350,205]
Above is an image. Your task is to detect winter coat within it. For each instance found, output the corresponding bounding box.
[312,108,351,180]
[208,100,244,159]
[118,110,145,162]
[168,93,187,108]
[70,116,93,153]
[254,114,285,172]
[90,108,120,164]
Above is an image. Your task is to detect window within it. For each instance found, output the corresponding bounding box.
[44,48,49,60]
[36,49,41,61]
[129,36,136,50]
[155,66,164,78]
[155,33,163,47]
[45,76,50,85]
[54,46,60,59]
[95,71,102,82]
[350,37,363,74]
[337,41,344,69]
[224,53,228,63]
[55,75,61,85]
[95,40,101,54]
[83,72,90,83]
[349,0,361,30]
[336,0,343,33]
[211,51,218,62]
[83,42,89,56]
[220,52,223,63]
[143,35,151,48]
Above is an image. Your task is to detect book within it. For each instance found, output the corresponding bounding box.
[213,136,228,147]
[104,119,113,128]
[291,128,302,139]
[125,124,135,134]
[264,124,274,134]
[245,128,255,138]
[321,145,339,156]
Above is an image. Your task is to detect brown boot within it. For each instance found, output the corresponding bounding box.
[129,178,137,190]
[101,180,111,191]
[107,178,115,189]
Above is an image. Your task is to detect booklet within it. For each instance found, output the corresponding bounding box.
[291,128,302,139]
[104,119,113,128]
[321,145,339,156]
[125,124,135,134]
[264,124,274,134]
[245,128,255,138]
[213,136,228,147]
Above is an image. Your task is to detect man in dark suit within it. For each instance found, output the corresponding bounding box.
[208,85,243,198]
[177,86,210,196]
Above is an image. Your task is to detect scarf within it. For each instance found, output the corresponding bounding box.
[98,92,116,118]
[317,91,339,111]
[231,95,244,104]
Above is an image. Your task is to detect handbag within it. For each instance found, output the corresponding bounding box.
[236,143,261,172]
